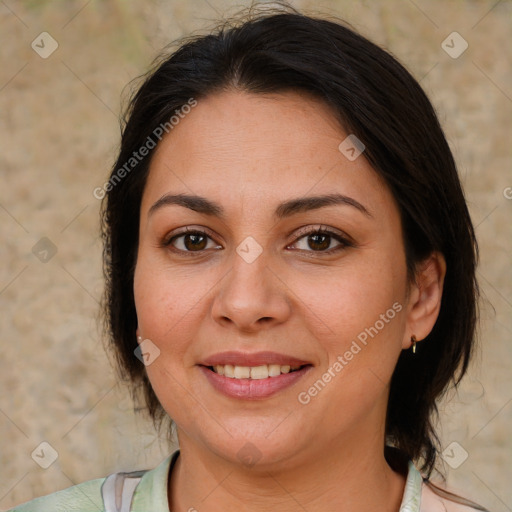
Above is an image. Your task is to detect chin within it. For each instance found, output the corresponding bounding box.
[194,422,307,471]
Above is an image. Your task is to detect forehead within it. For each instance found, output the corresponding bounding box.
[141,89,396,220]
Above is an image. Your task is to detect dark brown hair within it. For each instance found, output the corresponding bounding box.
[101,3,480,484]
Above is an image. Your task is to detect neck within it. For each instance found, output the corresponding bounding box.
[168,428,406,512]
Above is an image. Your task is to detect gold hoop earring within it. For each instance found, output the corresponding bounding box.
[411,335,417,354]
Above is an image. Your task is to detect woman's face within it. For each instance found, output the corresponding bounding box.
[134,90,422,468]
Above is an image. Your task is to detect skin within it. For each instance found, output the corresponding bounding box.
[133,89,446,512]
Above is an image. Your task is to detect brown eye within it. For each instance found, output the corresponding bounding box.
[181,233,208,251]
[164,229,222,254]
[289,226,353,254]
[306,233,332,251]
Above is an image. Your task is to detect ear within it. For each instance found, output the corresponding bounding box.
[402,251,446,350]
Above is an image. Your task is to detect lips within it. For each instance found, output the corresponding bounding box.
[201,350,311,367]
[198,351,313,399]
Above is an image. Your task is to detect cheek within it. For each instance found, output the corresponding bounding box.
[291,252,407,408]
[133,258,200,417]
[294,273,405,414]
[295,258,404,343]
[135,256,195,332]
[133,253,221,370]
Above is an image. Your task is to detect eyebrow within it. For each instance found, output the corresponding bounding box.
[148,192,372,219]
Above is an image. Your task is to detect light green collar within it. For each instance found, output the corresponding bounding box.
[130,450,179,512]
[399,460,423,512]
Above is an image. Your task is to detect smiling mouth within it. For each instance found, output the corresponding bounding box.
[205,364,310,379]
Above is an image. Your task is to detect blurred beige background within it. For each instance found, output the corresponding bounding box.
[0,0,510,510]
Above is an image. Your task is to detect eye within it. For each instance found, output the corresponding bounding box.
[288,226,353,254]
[162,225,353,256]
[163,227,222,254]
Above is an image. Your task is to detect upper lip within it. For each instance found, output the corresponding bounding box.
[200,351,312,367]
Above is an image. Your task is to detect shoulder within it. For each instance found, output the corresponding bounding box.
[421,479,487,512]
[6,452,178,512]
[401,458,487,512]
[6,476,106,512]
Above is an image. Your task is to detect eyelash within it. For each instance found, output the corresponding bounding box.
[161,225,353,257]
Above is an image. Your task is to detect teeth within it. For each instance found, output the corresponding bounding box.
[211,364,302,379]
[268,364,281,377]
[234,366,251,379]
[250,365,268,379]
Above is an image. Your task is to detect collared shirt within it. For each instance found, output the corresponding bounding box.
[8,450,483,511]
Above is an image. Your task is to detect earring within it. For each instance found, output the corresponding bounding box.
[411,335,417,354]
[137,335,142,342]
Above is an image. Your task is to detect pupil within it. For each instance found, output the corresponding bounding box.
[309,234,329,251]
[185,234,206,250]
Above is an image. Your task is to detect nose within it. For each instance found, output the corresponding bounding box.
[210,248,291,333]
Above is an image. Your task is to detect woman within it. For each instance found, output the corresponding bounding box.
[9,4,488,512]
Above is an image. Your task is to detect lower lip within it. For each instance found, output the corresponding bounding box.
[199,365,312,400]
